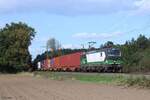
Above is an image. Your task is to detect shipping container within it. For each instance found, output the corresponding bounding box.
[59,52,82,71]
[40,60,45,70]
[53,57,61,70]
[50,58,54,67]
[48,59,51,68]
[43,59,48,70]
[41,52,82,71]
[37,62,41,70]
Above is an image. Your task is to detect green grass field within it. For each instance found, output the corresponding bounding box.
[34,71,150,88]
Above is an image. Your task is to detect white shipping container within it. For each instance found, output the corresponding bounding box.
[86,52,106,63]
[37,62,41,69]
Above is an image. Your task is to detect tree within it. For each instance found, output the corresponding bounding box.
[0,22,35,73]
[104,41,114,47]
[46,38,61,51]
[99,41,114,48]
[120,34,150,72]
[136,34,149,50]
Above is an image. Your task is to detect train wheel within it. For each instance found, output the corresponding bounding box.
[98,68,102,73]
[118,68,123,73]
[63,68,67,71]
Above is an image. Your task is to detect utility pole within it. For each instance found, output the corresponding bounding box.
[88,41,96,49]
[81,44,85,49]
[41,46,49,59]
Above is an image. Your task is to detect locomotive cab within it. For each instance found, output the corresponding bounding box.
[105,48,123,72]
[106,48,122,61]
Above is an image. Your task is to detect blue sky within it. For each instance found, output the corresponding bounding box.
[0,0,150,59]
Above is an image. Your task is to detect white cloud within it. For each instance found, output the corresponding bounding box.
[0,0,142,15]
[62,44,81,49]
[133,0,150,14]
[72,32,123,39]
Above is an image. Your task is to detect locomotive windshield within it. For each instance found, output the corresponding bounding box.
[107,48,121,57]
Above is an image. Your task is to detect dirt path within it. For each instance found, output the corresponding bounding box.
[0,74,150,100]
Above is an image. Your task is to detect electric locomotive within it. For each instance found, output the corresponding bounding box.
[80,48,123,72]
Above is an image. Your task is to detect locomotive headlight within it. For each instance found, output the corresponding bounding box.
[114,61,116,64]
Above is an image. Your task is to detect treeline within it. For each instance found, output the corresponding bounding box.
[0,22,35,73]
[120,35,150,72]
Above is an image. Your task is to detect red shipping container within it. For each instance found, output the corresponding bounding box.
[42,59,49,70]
[59,52,83,70]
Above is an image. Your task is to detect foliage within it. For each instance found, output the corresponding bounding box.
[120,34,150,72]
[46,38,61,51]
[122,76,150,88]
[104,41,114,47]
[0,22,35,73]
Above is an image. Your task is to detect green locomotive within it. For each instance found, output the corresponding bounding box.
[80,48,123,72]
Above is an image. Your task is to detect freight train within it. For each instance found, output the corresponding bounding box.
[37,48,123,72]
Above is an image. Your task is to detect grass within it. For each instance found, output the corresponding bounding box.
[34,71,125,84]
[73,74,124,84]
[34,71,150,88]
[17,72,34,76]
[122,76,150,88]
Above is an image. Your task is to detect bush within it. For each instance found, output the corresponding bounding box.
[123,76,150,88]
[139,49,150,72]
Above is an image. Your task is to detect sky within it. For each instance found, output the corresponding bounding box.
[0,0,150,59]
